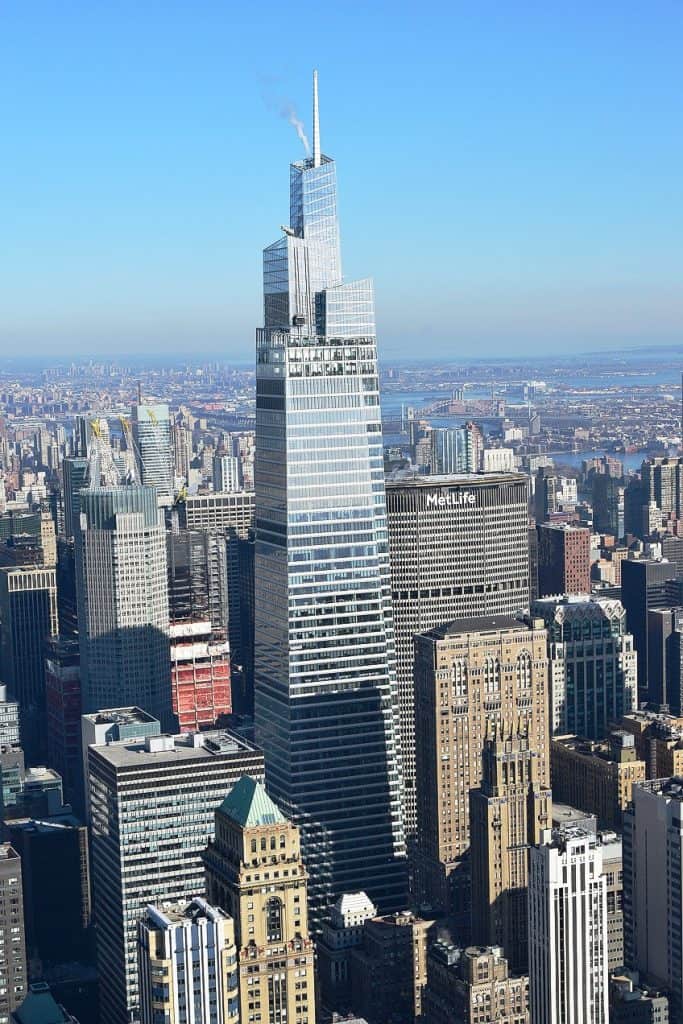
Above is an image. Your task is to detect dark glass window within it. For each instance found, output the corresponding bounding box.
[266,897,283,941]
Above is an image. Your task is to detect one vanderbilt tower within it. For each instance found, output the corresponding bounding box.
[254,72,407,925]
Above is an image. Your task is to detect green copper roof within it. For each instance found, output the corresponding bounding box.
[219,776,287,828]
[13,984,70,1024]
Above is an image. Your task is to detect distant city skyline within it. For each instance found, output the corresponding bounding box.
[2,344,683,374]
[2,2,682,358]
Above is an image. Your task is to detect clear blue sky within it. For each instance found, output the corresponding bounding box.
[1,1,682,361]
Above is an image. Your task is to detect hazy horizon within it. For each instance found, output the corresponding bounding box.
[2,342,683,373]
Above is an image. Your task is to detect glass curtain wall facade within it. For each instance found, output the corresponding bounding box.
[254,76,406,926]
[131,404,174,505]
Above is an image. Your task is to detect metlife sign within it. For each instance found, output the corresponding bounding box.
[425,489,477,508]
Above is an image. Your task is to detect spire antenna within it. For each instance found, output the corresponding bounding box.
[312,69,321,167]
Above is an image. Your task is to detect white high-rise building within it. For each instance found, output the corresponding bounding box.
[75,486,172,727]
[0,683,20,746]
[481,447,516,473]
[138,899,239,1024]
[529,827,609,1024]
[213,454,242,493]
[624,777,683,1019]
[132,404,174,505]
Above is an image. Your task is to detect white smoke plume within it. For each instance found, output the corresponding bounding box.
[259,76,311,157]
[281,103,310,157]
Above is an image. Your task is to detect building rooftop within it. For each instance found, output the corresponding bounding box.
[598,831,623,860]
[386,471,526,487]
[11,983,75,1024]
[610,970,669,1004]
[551,803,598,832]
[546,825,600,851]
[369,910,423,928]
[426,615,536,640]
[145,897,229,929]
[82,706,158,727]
[636,776,683,802]
[429,940,463,967]
[622,709,683,739]
[428,941,509,970]
[538,522,588,532]
[552,732,638,764]
[184,490,254,502]
[90,729,260,768]
[532,592,623,609]
[333,891,377,921]
[530,594,626,619]
[6,812,84,834]
[534,592,593,604]
[218,775,286,828]
[23,766,62,788]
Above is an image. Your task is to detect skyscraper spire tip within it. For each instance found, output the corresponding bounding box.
[313,69,321,167]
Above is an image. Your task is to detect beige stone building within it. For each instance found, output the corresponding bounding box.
[423,943,529,1024]
[550,732,646,829]
[618,710,683,779]
[414,615,550,926]
[470,731,551,971]
[203,776,316,1024]
[350,910,434,1024]
[600,831,625,972]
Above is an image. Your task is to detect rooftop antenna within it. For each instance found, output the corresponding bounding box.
[313,69,321,168]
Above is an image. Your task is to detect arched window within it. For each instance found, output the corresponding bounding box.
[484,657,500,694]
[517,651,532,688]
[266,897,283,941]
[452,659,468,697]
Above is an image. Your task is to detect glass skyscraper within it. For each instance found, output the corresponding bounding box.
[254,72,406,924]
[131,403,174,505]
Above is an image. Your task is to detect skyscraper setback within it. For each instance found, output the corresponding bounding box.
[254,72,406,924]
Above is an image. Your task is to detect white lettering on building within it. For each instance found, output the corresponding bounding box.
[425,491,477,508]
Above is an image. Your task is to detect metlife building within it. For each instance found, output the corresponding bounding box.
[386,472,530,842]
